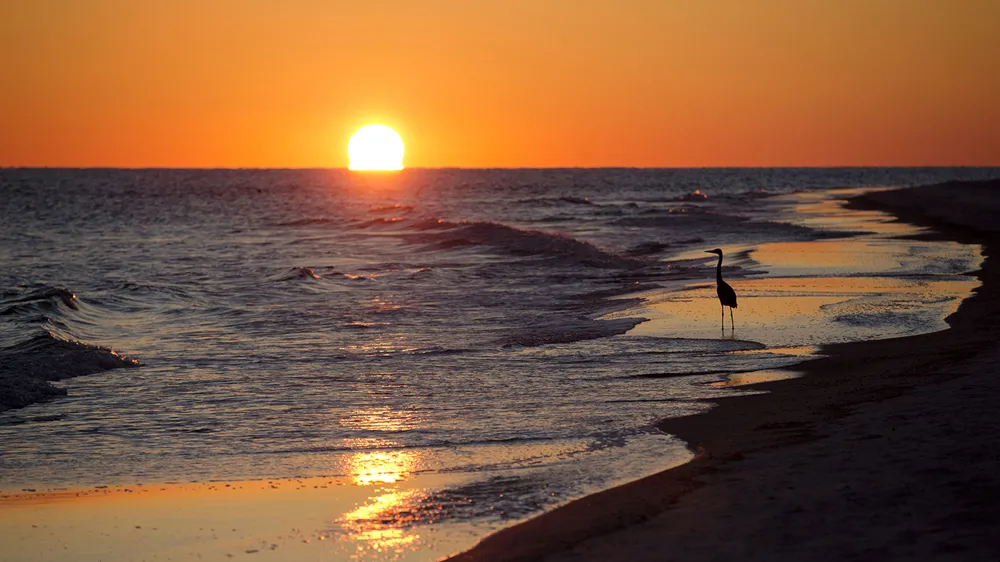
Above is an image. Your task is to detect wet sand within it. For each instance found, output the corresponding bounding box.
[449,179,1000,561]
[0,473,483,561]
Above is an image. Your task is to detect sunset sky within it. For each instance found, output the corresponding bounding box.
[2,0,998,168]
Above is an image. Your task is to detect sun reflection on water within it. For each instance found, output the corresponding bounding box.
[340,406,421,433]
[347,449,417,486]
[354,527,420,552]
[343,489,422,524]
[340,486,427,557]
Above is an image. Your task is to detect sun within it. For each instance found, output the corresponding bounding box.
[348,124,404,171]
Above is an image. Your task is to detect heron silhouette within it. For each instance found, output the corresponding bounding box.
[706,248,737,331]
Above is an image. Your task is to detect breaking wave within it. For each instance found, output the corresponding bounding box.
[0,286,141,411]
[407,219,643,269]
[0,332,140,411]
[0,331,139,381]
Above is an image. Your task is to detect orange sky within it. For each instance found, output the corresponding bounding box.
[2,0,998,168]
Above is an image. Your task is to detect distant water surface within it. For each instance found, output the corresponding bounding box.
[0,168,994,558]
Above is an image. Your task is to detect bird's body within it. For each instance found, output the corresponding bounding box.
[706,248,737,331]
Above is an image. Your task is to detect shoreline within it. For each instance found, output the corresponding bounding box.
[448,179,1000,561]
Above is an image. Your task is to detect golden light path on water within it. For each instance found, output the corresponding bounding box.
[341,488,424,553]
[347,449,418,486]
[335,405,434,556]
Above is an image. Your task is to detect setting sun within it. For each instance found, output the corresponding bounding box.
[348,125,404,171]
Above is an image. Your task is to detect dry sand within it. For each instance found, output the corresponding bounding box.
[450,180,1000,561]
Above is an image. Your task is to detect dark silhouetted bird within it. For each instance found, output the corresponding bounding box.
[706,248,737,331]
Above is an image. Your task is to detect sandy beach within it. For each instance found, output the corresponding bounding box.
[449,179,1000,561]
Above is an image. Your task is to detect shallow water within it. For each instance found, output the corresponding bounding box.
[624,219,980,349]
[0,168,993,559]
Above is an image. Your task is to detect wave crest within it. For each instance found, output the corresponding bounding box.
[0,332,140,411]
[1,332,139,382]
[408,219,642,269]
[1,286,78,316]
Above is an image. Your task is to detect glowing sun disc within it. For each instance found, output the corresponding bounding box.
[348,125,404,171]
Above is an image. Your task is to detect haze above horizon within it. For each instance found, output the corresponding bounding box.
[2,0,998,168]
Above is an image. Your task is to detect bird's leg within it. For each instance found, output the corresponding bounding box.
[730,307,735,333]
[721,304,725,332]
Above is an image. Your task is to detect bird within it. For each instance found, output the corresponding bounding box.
[705,248,737,331]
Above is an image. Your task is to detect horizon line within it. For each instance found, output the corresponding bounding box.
[3,165,1000,171]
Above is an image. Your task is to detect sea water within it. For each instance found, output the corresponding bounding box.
[0,168,994,558]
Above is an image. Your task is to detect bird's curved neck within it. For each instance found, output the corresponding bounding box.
[715,254,723,282]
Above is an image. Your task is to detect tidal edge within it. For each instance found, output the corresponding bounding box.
[448,178,1000,562]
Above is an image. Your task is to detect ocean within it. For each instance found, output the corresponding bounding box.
[0,168,995,558]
